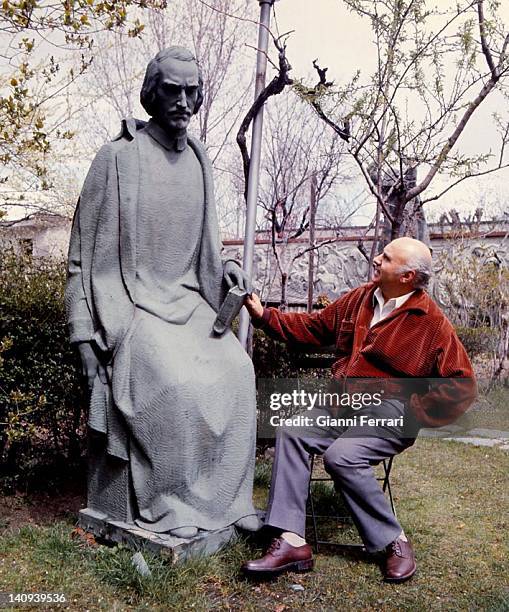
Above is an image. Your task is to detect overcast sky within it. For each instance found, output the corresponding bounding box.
[270,0,509,221]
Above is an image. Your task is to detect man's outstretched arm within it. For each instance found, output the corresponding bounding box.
[245,293,339,347]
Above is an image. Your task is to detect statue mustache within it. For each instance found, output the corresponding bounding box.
[165,109,192,117]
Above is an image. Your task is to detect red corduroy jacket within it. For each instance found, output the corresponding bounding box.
[257,282,477,428]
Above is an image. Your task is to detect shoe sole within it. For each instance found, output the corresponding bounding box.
[242,559,314,576]
[384,565,417,583]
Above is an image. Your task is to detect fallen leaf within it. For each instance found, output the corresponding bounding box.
[71,527,98,547]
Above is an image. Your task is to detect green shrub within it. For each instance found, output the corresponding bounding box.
[253,457,272,488]
[252,329,295,378]
[435,244,508,378]
[454,325,499,358]
[252,328,332,379]
[0,252,86,492]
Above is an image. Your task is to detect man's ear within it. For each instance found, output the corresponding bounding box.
[401,270,416,285]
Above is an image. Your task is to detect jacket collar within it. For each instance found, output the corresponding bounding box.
[373,287,415,311]
[366,282,429,317]
[114,117,146,141]
[115,118,188,152]
[144,119,188,152]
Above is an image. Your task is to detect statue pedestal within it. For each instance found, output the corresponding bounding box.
[78,508,238,563]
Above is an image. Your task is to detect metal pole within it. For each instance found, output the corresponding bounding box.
[307,173,317,313]
[238,0,275,351]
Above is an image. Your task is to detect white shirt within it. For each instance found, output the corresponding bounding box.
[370,288,415,328]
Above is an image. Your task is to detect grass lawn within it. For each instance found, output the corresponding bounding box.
[0,438,508,611]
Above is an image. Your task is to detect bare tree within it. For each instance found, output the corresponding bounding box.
[294,0,509,268]
[257,93,350,309]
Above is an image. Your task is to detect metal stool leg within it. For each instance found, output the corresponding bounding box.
[307,453,397,550]
[307,454,321,553]
[382,457,397,517]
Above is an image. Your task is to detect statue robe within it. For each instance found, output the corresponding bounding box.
[66,118,257,533]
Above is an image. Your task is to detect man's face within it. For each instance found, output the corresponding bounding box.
[152,57,200,132]
[372,241,412,295]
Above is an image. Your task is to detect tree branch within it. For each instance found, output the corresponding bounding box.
[292,235,341,261]
[421,161,509,205]
[478,0,498,78]
[236,35,293,201]
[406,74,504,202]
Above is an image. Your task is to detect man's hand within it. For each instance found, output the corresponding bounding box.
[244,293,264,320]
[223,260,251,293]
[77,342,102,391]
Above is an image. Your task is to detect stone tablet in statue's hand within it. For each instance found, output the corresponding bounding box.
[223,260,251,294]
[77,341,105,391]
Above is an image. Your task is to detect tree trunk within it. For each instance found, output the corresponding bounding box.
[280,272,288,312]
[390,194,407,240]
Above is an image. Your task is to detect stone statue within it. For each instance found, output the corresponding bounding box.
[66,47,259,539]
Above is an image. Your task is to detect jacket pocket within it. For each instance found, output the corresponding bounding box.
[336,320,355,354]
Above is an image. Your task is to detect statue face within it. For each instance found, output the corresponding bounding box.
[152,57,200,132]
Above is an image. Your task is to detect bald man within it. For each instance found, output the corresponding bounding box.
[241,238,476,582]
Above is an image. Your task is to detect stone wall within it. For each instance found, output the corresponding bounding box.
[223,221,509,308]
[1,214,507,311]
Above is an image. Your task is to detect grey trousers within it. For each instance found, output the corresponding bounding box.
[264,401,418,552]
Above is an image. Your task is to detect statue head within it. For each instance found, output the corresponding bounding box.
[140,46,204,133]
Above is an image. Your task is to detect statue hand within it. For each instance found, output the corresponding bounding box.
[223,260,251,293]
[77,342,102,391]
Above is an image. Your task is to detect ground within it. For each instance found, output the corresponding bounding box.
[0,437,508,611]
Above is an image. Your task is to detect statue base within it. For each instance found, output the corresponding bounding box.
[77,508,238,563]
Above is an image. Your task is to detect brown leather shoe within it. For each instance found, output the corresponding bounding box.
[241,537,314,576]
[384,537,417,582]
